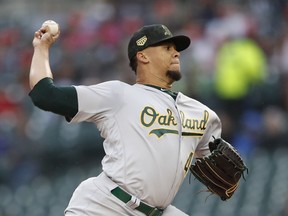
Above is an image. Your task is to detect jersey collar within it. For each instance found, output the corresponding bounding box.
[144,84,178,100]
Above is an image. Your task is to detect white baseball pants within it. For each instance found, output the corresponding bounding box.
[64,172,189,216]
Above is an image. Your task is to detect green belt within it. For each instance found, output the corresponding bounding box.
[111,187,163,216]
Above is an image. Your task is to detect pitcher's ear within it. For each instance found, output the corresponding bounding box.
[136,52,149,63]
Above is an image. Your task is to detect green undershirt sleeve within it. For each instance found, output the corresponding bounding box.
[29,77,78,121]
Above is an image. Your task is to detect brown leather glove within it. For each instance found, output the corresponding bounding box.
[190,138,248,200]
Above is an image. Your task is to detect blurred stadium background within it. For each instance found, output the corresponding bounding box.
[0,0,288,215]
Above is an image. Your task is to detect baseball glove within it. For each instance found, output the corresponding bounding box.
[190,138,248,201]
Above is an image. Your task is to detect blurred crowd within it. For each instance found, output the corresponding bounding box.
[0,0,288,190]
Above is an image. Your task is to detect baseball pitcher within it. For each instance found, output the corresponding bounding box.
[29,23,246,216]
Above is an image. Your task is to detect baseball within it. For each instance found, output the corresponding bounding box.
[42,20,59,36]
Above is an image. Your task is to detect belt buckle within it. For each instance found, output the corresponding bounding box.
[126,195,140,209]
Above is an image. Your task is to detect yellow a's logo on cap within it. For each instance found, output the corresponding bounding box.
[136,36,147,46]
[162,25,171,36]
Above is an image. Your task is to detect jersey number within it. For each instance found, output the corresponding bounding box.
[184,151,194,176]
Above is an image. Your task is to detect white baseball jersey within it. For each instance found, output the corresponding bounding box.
[70,81,222,208]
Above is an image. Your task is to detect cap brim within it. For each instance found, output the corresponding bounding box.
[155,35,191,52]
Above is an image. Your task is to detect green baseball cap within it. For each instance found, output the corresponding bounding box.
[128,24,191,60]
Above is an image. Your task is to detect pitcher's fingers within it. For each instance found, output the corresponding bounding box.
[34,30,43,39]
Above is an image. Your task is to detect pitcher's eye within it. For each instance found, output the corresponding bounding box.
[165,44,176,51]
[166,45,172,51]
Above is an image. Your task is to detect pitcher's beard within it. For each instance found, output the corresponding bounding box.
[167,70,182,82]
